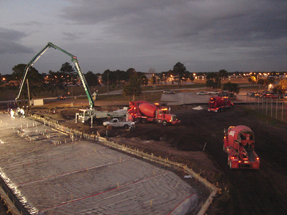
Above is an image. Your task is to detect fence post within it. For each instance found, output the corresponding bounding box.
[276,100,278,119]
[262,97,264,113]
[282,101,284,121]
[266,99,268,115]
[270,98,273,117]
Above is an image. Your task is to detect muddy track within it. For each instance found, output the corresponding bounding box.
[177,107,287,215]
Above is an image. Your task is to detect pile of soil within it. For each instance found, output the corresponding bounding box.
[29,105,287,215]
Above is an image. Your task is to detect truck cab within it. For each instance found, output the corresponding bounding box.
[78,109,94,124]
[156,108,179,126]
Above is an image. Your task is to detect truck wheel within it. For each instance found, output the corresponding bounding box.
[136,118,141,123]
[142,118,147,124]
[162,120,167,126]
[85,118,91,125]
[229,161,233,169]
[124,124,129,129]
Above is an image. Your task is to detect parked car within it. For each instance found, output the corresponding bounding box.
[163,89,175,94]
[218,92,229,98]
[229,93,237,98]
[254,93,260,98]
[264,94,277,99]
[197,91,207,95]
[57,95,66,100]
[207,91,219,95]
[103,118,135,129]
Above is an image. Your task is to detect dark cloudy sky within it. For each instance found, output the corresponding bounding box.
[0,0,286,75]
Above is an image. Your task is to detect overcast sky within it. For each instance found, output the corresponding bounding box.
[0,0,286,75]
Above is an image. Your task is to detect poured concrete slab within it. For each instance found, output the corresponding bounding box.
[0,114,199,214]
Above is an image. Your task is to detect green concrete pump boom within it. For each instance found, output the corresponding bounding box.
[15,42,94,109]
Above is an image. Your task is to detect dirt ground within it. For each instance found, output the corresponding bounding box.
[4,103,287,215]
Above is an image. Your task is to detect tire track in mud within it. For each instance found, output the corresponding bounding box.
[180,107,287,215]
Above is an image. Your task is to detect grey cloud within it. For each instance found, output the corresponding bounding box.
[62,32,82,41]
[0,28,33,54]
[61,0,287,45]
[57,0,287,72]
[14,21,42,27]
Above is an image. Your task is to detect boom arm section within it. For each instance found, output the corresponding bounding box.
[15,42,94,109]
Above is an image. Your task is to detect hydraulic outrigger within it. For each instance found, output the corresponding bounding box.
[15,42,94,109]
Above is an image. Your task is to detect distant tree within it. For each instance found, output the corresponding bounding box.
[248,76,257,85]
[218,69,228,88]
[263,77,275,90]
[273,84,285,98]
[206,70,227,88]
[59,62,77,87]
[257,79,265,86]
[172,62,188,86]
[189,74,195,82]
[85,71,99,86]
[115,70,129,84]
[151,74,156,85]
[279,80,287,90]
[141,75,148,86]
[206,72,217,80]
[46,70,65,96]
[206,72,218,88]
[148,68,156,74]
[223,82,240,94]
[136,72,148,86]
[234,71,240,76]
[206,79,214,88]
[272,80,287,99]
[101,69,111,85]
[12,64,43,83]
[12,64,44,98]
[123,76,142,101]
[126,68,137,78]
[161,71,170,83]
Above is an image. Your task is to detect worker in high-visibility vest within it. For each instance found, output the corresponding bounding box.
[10,109,15,118]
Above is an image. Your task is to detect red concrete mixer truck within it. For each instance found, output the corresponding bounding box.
[223,125,260,169]
[208,96,233,112]
[127,101,180,126]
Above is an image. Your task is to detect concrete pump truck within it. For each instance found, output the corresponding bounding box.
[15,42,126,124]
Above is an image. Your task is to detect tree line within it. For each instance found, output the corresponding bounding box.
[0,62,286,99]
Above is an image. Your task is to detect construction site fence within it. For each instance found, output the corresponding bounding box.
[30,114,218,215]
[245,96,287,123]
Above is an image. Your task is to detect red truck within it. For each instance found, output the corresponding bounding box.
[223,125,260,169]
[127,101,180,126]
[208,96,233,112]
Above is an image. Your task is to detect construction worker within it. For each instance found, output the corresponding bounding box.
[10,109,15,118]
[16,107,21,117]
[20,108,25,118]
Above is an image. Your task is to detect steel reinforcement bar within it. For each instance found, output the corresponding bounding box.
[29,114,218,215]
